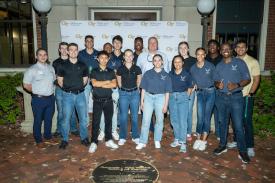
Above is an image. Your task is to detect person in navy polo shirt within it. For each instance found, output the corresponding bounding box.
[169,55,193,153]
[23,48,55,148]
[178,41,196,142]
[57,43,90,149]
[206,39,223,141]
[89,51,119,153]
[136,54,172,150]
[190,47,215,151]
[78,35,99,127]
[213,43,251,163]
[117,49,142,146]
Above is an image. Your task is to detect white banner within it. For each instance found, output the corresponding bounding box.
[60,21,188,62]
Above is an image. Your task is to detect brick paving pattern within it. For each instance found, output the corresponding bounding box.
[0,120,274,183]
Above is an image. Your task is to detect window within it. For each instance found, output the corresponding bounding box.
[0,0,34,67]
[90,8,160,21]
[216,0,264,59]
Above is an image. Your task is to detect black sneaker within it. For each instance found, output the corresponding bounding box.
[71,131,80,136]
[238,152,250,164]
[81,138,90,147]
[213,145,227,155]
[53,131,61,137]
[59,140,68,149]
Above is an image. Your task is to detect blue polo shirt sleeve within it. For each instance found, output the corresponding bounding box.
[238,59,251,81]
[165,75,173,92]
[186,72,193,88]
[140,71,149,90]
[136,66,142,75]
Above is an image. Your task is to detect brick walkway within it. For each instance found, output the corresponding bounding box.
[0,121,274,183]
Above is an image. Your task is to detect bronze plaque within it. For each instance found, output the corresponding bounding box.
[91,159,159,183]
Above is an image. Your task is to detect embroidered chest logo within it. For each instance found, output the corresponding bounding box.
[232,65,238,71]
[180,76,186,81]
[205,68,211,74]
[111,61,116,67]
[160,75,167,80]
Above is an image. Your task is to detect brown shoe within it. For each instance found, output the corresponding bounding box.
[36,142,46,148]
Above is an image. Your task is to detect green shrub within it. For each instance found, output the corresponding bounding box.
[253,72,275,138]
[0,73,23,124]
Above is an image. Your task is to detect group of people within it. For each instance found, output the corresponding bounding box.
[23,34,260,164]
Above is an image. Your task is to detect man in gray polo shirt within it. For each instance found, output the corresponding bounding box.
[23,48,55,148]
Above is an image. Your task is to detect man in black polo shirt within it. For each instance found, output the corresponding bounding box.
[89,51,119,153]
[57,43,90,149]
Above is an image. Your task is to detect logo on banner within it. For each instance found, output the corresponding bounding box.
[114,21,122,26]
[141,21,148,26]
[166,47,173,52]
[75,34,83,39]
[150,22,161,26]
[176,22,187,26]
[61,21,69,26]
[88,21,96,26]
[128,34,135,39]
[70,22,82,26]
[167,21,175,26]
[123,22,135,26]
[61,35,70,39]
[153,34,160,39]
[179,34,186,40]
[102,34,109,39]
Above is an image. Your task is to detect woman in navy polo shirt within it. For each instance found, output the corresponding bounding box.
[169,55,193,153]
[190,47,215,151]
[178,41,196,141]
[136,54,172,150]
[117,49,142,146]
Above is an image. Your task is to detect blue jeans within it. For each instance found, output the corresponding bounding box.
[62,91,88,142]
[119,89,140,139]
[187,91,195,135]
[84,84,92,124]
[99,89,119,133]
[216,92,247,152]
[196,88,215,135]
[55,87,78,133]
[169,92,189,143]
[243,96,254,148]
[31,95,55,143]
[139,92,165,144]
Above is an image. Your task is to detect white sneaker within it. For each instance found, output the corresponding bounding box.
[227,141,237,149]
[112,131,119,141]
[247,148,255,157]
[136,143,146,150]
[98,131,105,141]
[193,140,202,150]
[198,141,207,151]
[179,143,187,153]
[118,139,126,146]
[105,140,119,149]
[88,143,97,153]
[154,141,161,149]
[132,138,139,145]
[170,139,181,148]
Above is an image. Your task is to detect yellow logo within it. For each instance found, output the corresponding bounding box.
[75,34,83,39]
[153,34,160,39]
[88,21,96,26]
[102,34,109,39]
[141,21,148,26]
[167,21,175,26]
[128,34,135,39]
[179,34,186,39]
[61,21,69,26]
[114,21,122,26]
